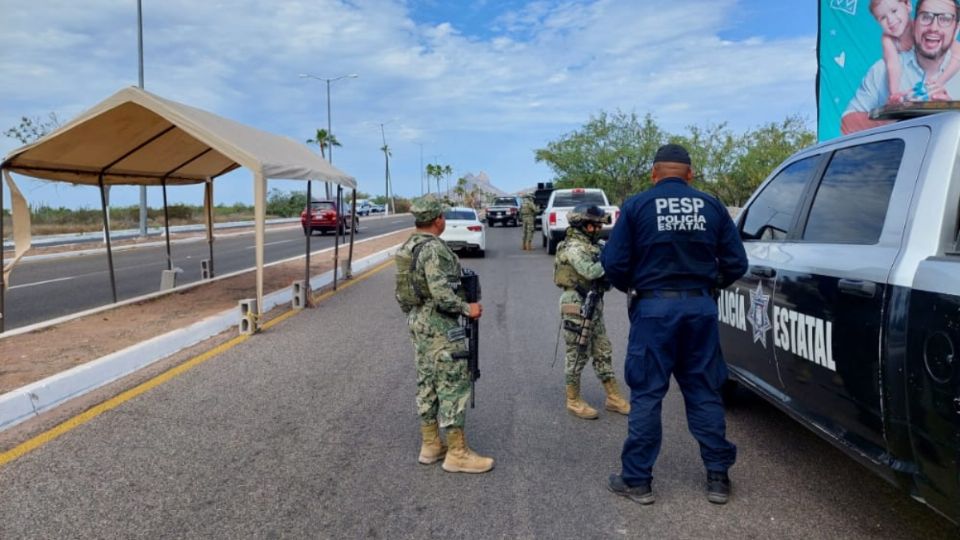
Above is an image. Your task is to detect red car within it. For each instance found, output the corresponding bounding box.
[300,200,358,235]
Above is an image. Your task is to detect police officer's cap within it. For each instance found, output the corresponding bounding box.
[568,204,609,226]
[410,196,448,222]
[653,143,691,165]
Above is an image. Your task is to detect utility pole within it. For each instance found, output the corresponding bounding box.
[137,0,148,237]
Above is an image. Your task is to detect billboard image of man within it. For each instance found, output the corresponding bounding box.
[841,0,960,134]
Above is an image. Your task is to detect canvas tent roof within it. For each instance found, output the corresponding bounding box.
[1,86,355,188]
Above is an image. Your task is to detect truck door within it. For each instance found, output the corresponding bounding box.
[720,154,824,396]
[906,261,960,522]
[774,134,923,461]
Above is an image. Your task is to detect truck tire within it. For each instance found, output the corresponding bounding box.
[547,236,558,255]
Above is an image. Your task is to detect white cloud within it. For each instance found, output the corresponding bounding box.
[0,0,817,208]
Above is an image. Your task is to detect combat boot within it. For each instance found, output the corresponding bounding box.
[418,422,447,464]
[441,428,494,473]
[602,379,630,415]
[566,384,599,419]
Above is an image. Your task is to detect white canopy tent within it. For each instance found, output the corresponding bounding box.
[1,86,356,333]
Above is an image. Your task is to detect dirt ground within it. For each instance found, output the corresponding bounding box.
[0,227,411,394]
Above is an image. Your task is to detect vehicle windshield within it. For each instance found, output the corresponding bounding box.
[444,210,477,221]
[310,202,336,211]
[552,191,606,207]
[493,197,518,206]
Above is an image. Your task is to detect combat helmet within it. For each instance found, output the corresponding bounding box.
[567,204,607,228]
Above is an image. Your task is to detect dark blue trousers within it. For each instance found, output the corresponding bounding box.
[620,294,736,486]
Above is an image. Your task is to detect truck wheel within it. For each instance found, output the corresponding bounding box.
[477,249,485,258]
[547,236,558,255]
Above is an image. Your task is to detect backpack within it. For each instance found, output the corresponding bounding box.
[395,236,438,313]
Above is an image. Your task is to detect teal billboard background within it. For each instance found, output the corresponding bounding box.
[818,0,896,141]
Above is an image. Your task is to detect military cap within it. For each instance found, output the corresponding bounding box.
[653,143,691,165]
[410,196,448,222]
[568,204,609,226]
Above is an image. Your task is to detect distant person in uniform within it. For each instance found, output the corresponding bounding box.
[394,196,493,474]
[601,144,748,505]
[520,194,538,250]
[554,204,630,420]
[843,0,960,134]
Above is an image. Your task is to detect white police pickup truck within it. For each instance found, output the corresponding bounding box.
[718,110,960,524]
[540,188,619,255]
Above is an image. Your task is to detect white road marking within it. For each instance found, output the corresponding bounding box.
[245,240,295,249]
[10,276,76,290]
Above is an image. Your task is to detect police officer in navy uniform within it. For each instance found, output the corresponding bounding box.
[600,143,748,505]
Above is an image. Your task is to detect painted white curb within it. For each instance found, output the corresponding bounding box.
[0,244,402,432]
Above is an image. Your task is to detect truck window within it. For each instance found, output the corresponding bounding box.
[741,156,819,241]
[802,140,903,245]
[552,192,606,207]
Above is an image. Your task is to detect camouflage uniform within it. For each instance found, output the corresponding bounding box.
[555,227,615,386]
[520,195,538,249]
[396,206,472,429]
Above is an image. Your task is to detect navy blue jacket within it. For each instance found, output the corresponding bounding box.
[601,178,747,293]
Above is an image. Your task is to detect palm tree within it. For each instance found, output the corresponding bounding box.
[306,128,341,160]
[455,176,468,203]
[306,128,341,198]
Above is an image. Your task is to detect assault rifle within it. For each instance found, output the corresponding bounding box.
[575,283,603,358]
[453,268,481,408]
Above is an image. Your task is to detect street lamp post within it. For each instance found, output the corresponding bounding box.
[299,72,358,290]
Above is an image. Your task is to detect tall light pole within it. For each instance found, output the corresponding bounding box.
[299,73,358,198]
[379,122,394,216]
[299,72,358,290]
[137,0,148,237]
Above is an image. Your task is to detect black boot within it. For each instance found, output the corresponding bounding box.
[706,471,730,504]
[607,474,654,505]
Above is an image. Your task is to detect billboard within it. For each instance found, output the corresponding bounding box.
[818,0,960,140]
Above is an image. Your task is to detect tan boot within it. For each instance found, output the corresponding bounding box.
[566,384,599,419]
[602,379,630,415]
[419,422,447,464]
[441,428,494,473]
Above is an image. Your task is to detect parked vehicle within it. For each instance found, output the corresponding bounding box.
[355,199,372,216]
[485,196,522,227]
[540,188,619,255]
[532,182,554,230]
[370,204,385,214]
[718,110,960,524]
[439,207,485,257]
[300,200,358,236]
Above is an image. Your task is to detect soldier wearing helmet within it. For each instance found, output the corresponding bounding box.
[553,203,631,420]
[394,196,493,473]
[519,193,538,250]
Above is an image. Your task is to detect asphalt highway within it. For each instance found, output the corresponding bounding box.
[2,215,414,330]
[0,226,955,538]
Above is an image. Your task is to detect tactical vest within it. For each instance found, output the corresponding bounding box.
[553,239,590,290]
[395,236,437,313]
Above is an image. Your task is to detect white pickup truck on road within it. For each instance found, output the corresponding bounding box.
[540,187,619,255]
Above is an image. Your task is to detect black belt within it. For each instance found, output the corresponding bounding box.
[636,289,706,299]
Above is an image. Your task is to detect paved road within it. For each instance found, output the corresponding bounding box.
[3,215,414,330]
[0,226,955,538]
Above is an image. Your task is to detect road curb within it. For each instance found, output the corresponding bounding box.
[0,243,402,432]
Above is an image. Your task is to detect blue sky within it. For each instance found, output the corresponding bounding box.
[0,0,818,210]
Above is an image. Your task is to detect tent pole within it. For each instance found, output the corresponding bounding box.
[254,171,266,323]
[98,174,118,303]
[1,167,5,334]
[333,185,342,290]
[346,188,356,279]
[304,181,312,304]
[205,179,215,278]
[162,178,172,270]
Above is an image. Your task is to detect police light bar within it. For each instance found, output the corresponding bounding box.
[870,100,960,121]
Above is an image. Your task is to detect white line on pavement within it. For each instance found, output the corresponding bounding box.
[245,240,296,249]
[9,276,77,290]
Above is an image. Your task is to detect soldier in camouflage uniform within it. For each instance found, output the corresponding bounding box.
[520,194,538,250]
[394,196,494,473]
[554,204,630,419]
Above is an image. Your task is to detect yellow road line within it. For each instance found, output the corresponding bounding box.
[0,258,396,468]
